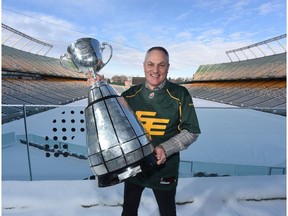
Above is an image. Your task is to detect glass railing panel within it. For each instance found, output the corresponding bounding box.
[2,105,93,180]
[179,107,286,178]
[2,105,286,181]
[2,105,31,180]
[178,161,285,178]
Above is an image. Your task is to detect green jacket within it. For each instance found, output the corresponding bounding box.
[122,81,200,190]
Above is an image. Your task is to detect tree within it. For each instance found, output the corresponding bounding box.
[111,75,128,84]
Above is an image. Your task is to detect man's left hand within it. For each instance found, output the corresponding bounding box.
[154,145,167,165]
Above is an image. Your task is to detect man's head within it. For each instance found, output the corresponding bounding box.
[143,46,170,90]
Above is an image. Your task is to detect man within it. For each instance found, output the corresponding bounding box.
[121,46,200,216]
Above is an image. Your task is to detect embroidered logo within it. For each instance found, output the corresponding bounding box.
[136,111,170,136]
[160,177,176,184]
[149,92,155,99]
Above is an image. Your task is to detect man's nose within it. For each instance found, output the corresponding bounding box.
[152,65,160,72]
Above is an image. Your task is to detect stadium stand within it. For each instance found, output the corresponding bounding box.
[2,43,89,123]
[2,24,90,124]
[2,24,286,124]
[186,35,286,116]
[2,76,89,123]
[2,45,85,78]
[192,53,286,81]
[186,79,286,113]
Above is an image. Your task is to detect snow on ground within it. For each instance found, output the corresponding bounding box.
[2,175,286,216]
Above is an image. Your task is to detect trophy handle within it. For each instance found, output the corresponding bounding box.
[60,53,79,71]
[101,42,113,67]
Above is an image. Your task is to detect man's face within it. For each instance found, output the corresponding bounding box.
[143,50,170,90]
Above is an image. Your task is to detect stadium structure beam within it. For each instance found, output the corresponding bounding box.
[11,36,24,47]
[226,34,286,62]
[2,30,15,44]
[277,40,286,52]
[2,23,53,56]
[248,48,257,58]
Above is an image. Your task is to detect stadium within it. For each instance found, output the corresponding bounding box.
[2,23,286,215]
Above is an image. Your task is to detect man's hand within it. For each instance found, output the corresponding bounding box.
[87,71,104,86]
[87,71,96,86]
[154,145,167,165]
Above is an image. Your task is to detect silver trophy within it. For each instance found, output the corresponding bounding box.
[60,38,156,187]
[60,38,112,76]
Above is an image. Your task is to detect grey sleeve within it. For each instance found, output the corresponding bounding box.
[159,129,199,157]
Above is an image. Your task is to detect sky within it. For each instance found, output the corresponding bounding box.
[1,0,287,78]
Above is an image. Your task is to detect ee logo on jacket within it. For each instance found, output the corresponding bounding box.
[136,111,170,136]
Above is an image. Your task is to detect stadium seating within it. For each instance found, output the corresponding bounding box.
[193,53,286,81]
[186,80,286,115]
[2,45,86,79]
[1,44,92,123]
[2,42,287,123]
[187,52,286,115]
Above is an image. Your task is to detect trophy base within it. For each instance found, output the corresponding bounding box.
[97,153,157,187]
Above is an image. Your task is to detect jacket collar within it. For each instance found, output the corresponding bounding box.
[145,79,167,91]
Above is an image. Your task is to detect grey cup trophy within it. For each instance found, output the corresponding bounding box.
[60,38,156,187]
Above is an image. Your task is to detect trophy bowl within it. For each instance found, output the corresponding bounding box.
[60,38,112,77]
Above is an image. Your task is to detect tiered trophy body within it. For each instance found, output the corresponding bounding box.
[61,38,155,187]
